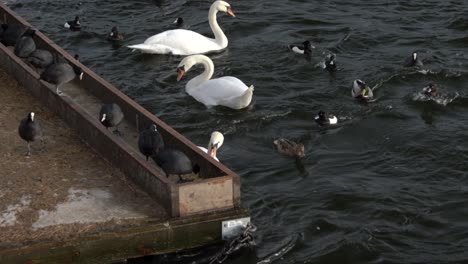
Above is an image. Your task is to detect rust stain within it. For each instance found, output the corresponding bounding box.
[72,250,80,260]
[137,245,154,255]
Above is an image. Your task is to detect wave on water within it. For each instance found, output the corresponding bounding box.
[448,17,468,30]
[257,233,301,264]
[412,91,460,106]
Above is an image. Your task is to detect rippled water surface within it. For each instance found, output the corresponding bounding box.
[8,0,468,263]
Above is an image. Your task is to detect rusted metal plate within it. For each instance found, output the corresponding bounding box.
[178,177,234,216]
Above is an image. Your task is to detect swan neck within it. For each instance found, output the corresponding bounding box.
[187,57,214,90]
[208,6,227,47]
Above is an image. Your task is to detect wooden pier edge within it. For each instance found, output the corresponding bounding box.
[0,3,242,217]
[0,208,250,264]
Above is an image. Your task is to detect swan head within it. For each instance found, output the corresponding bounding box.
[207,131,224,159]
[177,55,210,81]
[213,0,235,17]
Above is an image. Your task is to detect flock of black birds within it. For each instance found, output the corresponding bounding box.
[3,17,201,181]
[97,103,200,181]
[1,22,81,158]
[1,22,84,95]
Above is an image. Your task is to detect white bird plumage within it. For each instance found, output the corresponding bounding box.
[127,1,235,55]
[352,79,373,100]
[198,131,224,161]
[177,55,254,109]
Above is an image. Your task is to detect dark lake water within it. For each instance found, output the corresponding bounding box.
[8,0,468,263]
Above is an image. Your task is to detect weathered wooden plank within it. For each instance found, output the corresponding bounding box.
[179,176,234,216]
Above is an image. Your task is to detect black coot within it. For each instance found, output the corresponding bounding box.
[138,124,164,161]
[14,29,36,58]
[28,49,54,68]
[1,24,28,46]
[99,103,124,135]
[151,148,199,182]
[40,54,83,95]
[18,112,42,156]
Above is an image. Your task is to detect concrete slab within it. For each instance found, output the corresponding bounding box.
[0,67,168,248]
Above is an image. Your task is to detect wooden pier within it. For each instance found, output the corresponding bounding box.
[0,3,249,264]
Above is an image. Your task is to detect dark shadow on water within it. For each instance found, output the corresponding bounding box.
[150,0,166,14]
[109,41,124,50]
[121,243,258,264]
[295,157,309,177]
[420,107,434,125]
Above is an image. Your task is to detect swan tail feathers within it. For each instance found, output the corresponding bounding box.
[239,86,254,109]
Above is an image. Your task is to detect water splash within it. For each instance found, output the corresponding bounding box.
[412,91,460,106]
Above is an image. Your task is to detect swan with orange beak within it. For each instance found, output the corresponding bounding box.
[176,55,254,109]
[198,131,224,161]
[128,1,235,55]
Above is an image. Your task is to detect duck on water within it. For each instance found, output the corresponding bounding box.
[352,79,374,101]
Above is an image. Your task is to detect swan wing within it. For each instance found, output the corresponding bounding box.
[189,77,254,109]
[129,29,222,55]
[127,43,175,54]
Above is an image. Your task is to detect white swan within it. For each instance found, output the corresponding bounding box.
[198,131,224,162]
[177,55,254,109]
[127,1,235,55]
